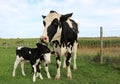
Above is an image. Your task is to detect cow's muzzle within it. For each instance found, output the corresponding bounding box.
[40,36,49,43]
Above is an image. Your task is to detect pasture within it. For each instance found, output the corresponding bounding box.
[0,37,120,84]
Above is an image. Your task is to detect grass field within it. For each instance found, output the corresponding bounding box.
[0,37,120,84]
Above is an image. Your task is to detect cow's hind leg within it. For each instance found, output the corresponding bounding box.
[55,55,61,80]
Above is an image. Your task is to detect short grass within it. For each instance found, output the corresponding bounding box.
[0,47,120,84]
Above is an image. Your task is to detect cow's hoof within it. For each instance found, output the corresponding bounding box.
[22,74,26,76]
[48,76,51,79]
[73,68,77,70]
[67,74,72,79]
[63,67,66,69]
[55,75,60,80]
[73,66,77,70]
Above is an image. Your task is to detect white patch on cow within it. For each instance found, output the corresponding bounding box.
[66,18,73,28]
[52,27,62,42]
[29,51,31,54]
[44,53,51,64]
[60,45,67,56]
[17,46,23,50]
[54,44,67,56]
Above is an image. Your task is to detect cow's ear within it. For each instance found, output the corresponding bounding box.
[42,15,46,19]
[60,13,73,21]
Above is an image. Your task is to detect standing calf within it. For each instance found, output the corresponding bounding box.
[12,43,51,82]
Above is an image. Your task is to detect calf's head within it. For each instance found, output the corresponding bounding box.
[36,43,51,64]
[40,10,73,43]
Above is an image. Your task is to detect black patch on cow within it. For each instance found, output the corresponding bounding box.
[66,53,71,66]
[47,18,59,42]
[45,64,48,67]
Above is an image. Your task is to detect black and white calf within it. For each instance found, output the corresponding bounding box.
[12,43,51,82]
[41,10,79,79]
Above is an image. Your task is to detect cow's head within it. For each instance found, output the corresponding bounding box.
[40,10,73,43]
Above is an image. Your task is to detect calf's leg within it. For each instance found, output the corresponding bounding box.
[12,56,21,77]
[20,61,26,76]
[44,63,51,79]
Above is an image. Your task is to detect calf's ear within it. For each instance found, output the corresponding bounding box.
[42,15,46,19]
[60,13,73,21]
[36,43,40,47]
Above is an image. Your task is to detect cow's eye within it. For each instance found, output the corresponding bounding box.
[43,21,46,26]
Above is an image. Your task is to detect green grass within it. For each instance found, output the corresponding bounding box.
[0,47,120,84]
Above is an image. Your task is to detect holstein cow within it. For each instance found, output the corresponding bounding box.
[40,10,78,79]
[12,43,51,82]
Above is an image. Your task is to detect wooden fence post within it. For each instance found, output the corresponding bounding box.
[100,26,103,64]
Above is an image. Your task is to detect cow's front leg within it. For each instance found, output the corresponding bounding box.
[44,63,51,79]
[55,55,61,80]
[63,56,66,69]
[66,52,72,79]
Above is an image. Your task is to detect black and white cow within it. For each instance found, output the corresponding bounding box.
[12,43,51,82]
[40,10,78,79]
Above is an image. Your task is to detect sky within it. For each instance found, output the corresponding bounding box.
[0,0,120,38]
